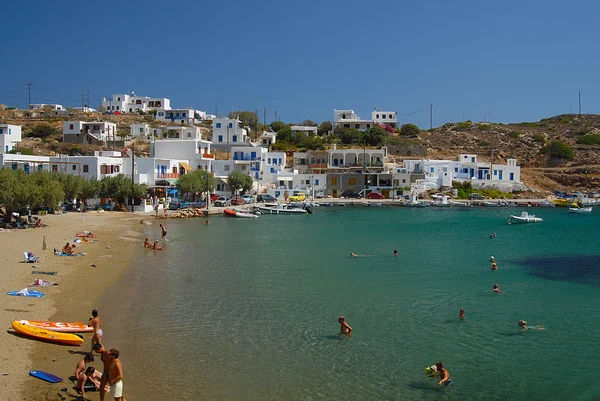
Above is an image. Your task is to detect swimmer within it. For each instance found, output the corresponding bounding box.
[88,309,103,352]
[393,250,398,257]
[153,240,164,250]
[491,262,498,270]
[493,283,501,293]
[493,233,497,237]
[518,320,528,329]
[204,220,209,225]
[350,253,369,257]
[490,256,495,262]
[338,316,352,336]
[436,362,451,386]
[144,237,152,248]
[459,309,465,319]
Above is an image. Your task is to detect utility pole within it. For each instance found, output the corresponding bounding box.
[430,104,433,129]
[263,108,267,131]
[81,92,84,111]
[275,110,278,123]
[215,106,218,118]
[131,143,135,212]
[226,125,229,158]
[578,91,581,115]
[26,83,33,111]
[87,89,90,111]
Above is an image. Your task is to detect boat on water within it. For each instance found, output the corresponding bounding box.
[317,202,334,207]
[551,198,578,208]
[568,206,593,214]
[507,211,543,224]
[256,203,311,215]
[450,201,473,208]
[398,201,429,208]
[223,209,259,218]
[363,202,383,207]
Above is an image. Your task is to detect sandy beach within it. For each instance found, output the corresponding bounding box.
[0,211,144,401]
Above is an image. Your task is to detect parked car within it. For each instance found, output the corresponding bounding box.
[210,194,220,202]
[231,195,245,206]
[367,192,384,199]
[289,192,306,202]
[341,190,361,199]
[468,193,486,200]
[113,111,122,115]
[214,196,231,207]
[241,194,255,204]
[315,191,326,199]
[257,194,277,202]
[168,201,190,210]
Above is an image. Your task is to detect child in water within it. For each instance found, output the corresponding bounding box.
[338,316,352,336]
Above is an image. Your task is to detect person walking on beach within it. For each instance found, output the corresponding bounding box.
[93,343,112,401]
[88,309,103,351]
[108,348,126,401]
[436,362,452,386]
[338,316,352,336]
[159,224,167,241]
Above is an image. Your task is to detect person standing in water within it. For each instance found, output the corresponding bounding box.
[159,224,167,241]
[338,316,352,336]
[88,309,103,351]
[459,309,465,319]
[393,250,398,257]
[436,362,452,386]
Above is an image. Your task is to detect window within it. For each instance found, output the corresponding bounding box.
[52,165,58,172]
[454,167,458,172]
[342,114,346,119]
[241,165,246,171]
[510,173,514,180]
[343,124,350,128]
[216,123,222,128]
[315,179,319,185]
[228,123,233,128]
[493,170,497,175]
[355,124,360,129]
[187,132,192,138]
[159,112,164,116]
[366,124,370,129]
[0,128,2,134]
[117,97,120,101]
[268,158,271,164]
[139,128,144,133]
[224,165,230,171]
[349,178,356,185]
[402,179,406,183]
[332,177,337,185]
[72,165,76,171]
[218,135,223,142]
[11,163,17,170]
[305,180,310,185]
[430,167,434,173]
[83,165,89,173]
[116,106,119,110]
[232,136,237,142]
[182,113,186,118]
[278,158,282,165]
[471,157,475,162]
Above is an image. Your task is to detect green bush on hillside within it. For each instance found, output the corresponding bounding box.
[507,131,521,138]
[543,140,574,160]
[521,122,539,128]
[559,117,573,124]
[533,134,546,144]
[576,134,600,145]
[27,124,59,138]
[478,124,491,131]
[454,121,472,131]
[399,123,420,136]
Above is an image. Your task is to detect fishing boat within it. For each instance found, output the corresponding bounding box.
[256,203,310,215]
[223,209,259,218]
[507,211,543,224]
[398,200,429,208]
[317,202,334,207]
[450,201,473,208]
[568,206,593,214]
[551,198,578,208]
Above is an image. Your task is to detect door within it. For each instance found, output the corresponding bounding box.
[24,164,30,174]
[499,171,503,180]
[332,189,338,198]
[251,151,256,160]
[478,170,483,179]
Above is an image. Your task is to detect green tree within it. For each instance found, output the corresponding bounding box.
[0,169,29,221]
[340,128,361,145]
[227,170,252,195]
[32,173,64,210]
[300,119,318,127]
[55,174,85,202]
[176,170,216,201]
[28,124,59,138]
[317,121,332,136]
[270,121,288,132]
[228,111,258,128]
[399,123,420,136]
[98,176,146,205]
[81,179,100,209]
[543,140,574,160]
[361,126,388,146]
[275,125,292,142]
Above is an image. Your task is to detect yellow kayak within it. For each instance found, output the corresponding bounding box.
[12,320,84,346]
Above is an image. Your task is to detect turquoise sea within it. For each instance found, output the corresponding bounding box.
[102,206,600,400]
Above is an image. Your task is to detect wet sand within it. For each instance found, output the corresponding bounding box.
[0,211,145,401]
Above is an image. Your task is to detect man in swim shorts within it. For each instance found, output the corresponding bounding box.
[93,343,112,401]
[493,283,501,293]
[338,316,352,336]
[88,309,103,352]
[159,224,167,240]
[436,362,452,386]
[108,348,126,401]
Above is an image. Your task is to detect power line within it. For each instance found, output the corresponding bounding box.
[396,104,431,117]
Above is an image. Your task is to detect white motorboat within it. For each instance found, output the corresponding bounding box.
[507,211,543,224]
[363,202,383,207]
[256,203,310,215]
[568,206,592,214]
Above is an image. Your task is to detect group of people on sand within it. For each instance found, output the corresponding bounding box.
[143,223,167,250]
[58,242,77,255]
[77,309,126,400]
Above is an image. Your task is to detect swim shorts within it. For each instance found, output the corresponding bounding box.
[444,379,453,386]
[111,380,123,397]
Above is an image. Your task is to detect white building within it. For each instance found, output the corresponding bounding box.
[130,124,153,141]
[334,108,398,131]
[102,93,171,114]
[123,156,190,187]
[0,124,22,153]
[162,126,203,140]
[29,104,65,111]
[290,125,318,136]
[329,145,387,168]
[48,152,123,180]
[63,121,117,144]
[0,153,50,173]
[211,118,248,148]
[156,108,197,125]
[260,132,276,146]
[152,139,214,172]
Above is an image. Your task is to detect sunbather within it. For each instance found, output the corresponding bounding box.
[62,243,73,255]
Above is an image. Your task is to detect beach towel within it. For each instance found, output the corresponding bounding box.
[32,271,57,275]
[29,278,50,287]
[73,238,98,243]
[55,252,85,257]
[7,289,45,297]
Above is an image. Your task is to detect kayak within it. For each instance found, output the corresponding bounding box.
[12,320,85,346]
[20,320,94,333]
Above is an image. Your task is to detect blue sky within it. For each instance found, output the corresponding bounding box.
[1,0,599,128]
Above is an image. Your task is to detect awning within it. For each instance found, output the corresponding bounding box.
[278,177,294,181]
[179,162,192,171]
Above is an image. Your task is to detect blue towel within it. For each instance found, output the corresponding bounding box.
[7,289,45,297]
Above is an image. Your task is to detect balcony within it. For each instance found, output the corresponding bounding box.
[309,163,327,169]
[233,155,258,161]
[156,173,179,179]
[200,153,214,159]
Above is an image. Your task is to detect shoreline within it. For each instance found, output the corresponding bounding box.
[0,211,147,401]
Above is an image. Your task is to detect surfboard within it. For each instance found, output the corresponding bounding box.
[30,370,62,383]
[21,320,94,333]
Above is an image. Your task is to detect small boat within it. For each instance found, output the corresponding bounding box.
[223,209,259,218]
[20,320,94,333]
[318,202,334,207]
[551,199,578,208]
[398,201,429,208]
[337,203,346,207]
[256,204,310,215]
[568,206,592,214]
[450,201,472,208]
[12,320,84,346]
[507,211,543,224]
[363,202,383,207]
[483,201,502,207]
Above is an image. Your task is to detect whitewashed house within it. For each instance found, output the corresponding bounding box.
[48,151,123,180]
[0,154,50,173]
[290,125,318,136]
[102,93,171,114]
[152,139,214,172]
[162,126,203,140]
[334,108,397,131]
[329,145,387,168]
[30,104,65,111]
[0,124,22,153]
[155,108,198,125]
[63,121,117,145]
[130,124,153,141]
[260,132,276,147]
[211,118,249,149]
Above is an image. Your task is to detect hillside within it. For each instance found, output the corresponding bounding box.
[1,106,599,192]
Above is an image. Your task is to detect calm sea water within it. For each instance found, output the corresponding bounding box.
[102,206,600,401]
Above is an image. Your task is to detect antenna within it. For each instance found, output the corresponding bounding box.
[26,83,33,110]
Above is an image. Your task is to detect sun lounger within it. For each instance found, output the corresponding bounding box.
[23,252,39,263]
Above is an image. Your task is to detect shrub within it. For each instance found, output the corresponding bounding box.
[28,124,59,138]
[478,124,491,131]
[543,140,574,160]
[521,122,539,128]
[455,121,472,131]
[559,117,573,124]
[399,123,420,136]
[533,134,546,144]
[478,141,490,147]
[8,148,33,155]
[507,131,521,138]
[576,134,600,145]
